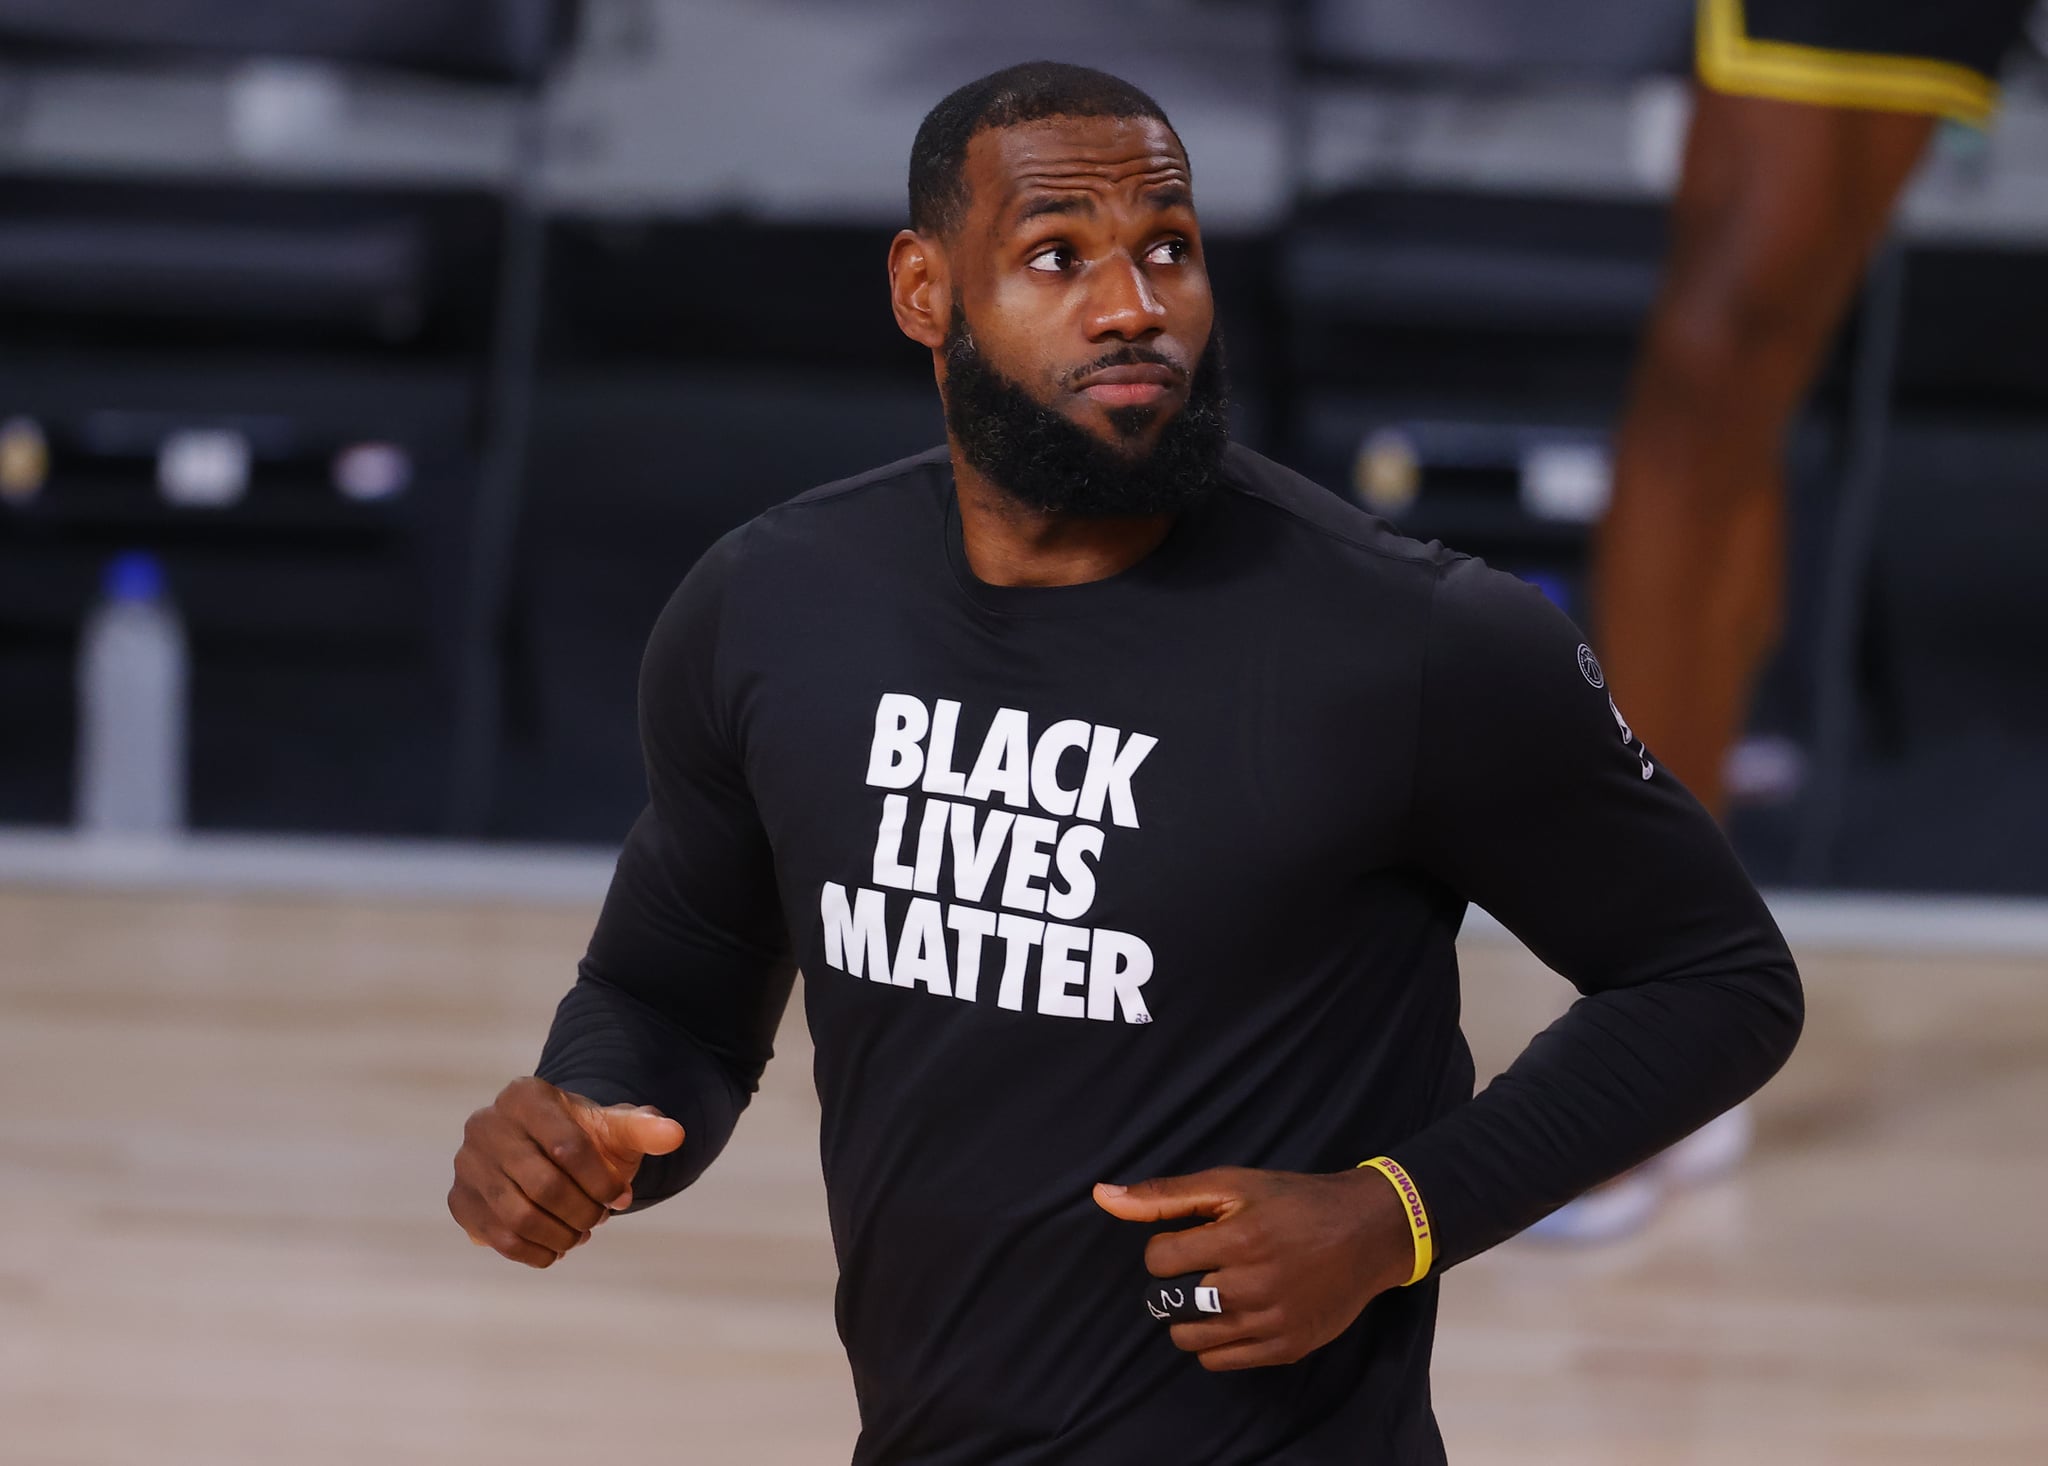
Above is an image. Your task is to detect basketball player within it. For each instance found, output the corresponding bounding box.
[1547,0,2035,1244]
[1595,0,2037,818]
[448,63,1803,1464]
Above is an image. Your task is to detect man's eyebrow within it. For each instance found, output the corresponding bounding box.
[1012,193,1095,226]
[1010,182,1192,228]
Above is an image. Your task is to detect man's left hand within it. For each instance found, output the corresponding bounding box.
[1092,1166,1416,1372]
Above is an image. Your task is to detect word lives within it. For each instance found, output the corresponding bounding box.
[819,693,1160,1024]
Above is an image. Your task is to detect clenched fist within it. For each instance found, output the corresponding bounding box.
[448,1076,684,1268]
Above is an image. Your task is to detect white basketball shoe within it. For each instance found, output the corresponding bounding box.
[1521,1102,1753,1244]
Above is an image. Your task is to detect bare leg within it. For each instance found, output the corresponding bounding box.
[1594,89,1934,819]
[1539,92,1935,1245]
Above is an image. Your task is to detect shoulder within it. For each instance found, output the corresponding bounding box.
[1415,550,1613,751]
[647,444,950,662]
[1220,445,1578,649]
[683,445,949,580]
[1219,443,1452,589]
[783,444,953,505]
[660,445,948,604]
[1427,552,1586,666]
[762,444,951,527]
[1217,447,1596,681]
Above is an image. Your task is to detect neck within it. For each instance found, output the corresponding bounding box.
[950,451,1175,588]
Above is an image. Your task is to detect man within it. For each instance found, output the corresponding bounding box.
[1595,0,2037,818]
[448,62,1802,1464]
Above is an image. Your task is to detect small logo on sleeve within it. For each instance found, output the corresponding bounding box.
[1574,646,1651,777]
[1576,644,1604,689]
[1609,695,1655,780]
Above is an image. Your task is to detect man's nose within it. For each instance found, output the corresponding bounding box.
[1086,253,1167,342]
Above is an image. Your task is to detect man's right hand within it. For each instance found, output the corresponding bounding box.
[447,1076,685,1268]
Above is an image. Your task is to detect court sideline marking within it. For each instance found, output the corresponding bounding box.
[3,826,2047,958]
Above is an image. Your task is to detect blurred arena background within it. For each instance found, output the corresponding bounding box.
[3,2,2046,1461]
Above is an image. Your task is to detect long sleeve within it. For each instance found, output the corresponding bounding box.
[536,529,796,1208]
[1390,556,1803,1270]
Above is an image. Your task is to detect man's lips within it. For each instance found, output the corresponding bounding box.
[1074,362,1183,408]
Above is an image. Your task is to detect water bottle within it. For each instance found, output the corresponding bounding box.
[75,552,188,834]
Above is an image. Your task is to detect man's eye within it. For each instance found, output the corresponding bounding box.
[1145,238,1189,266]
[1026,246,1074,274]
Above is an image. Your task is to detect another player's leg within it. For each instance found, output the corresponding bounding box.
[1593,88,1934,818]
[1535,91,1932,1245]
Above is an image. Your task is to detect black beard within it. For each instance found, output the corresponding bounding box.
[940,304,1231,518]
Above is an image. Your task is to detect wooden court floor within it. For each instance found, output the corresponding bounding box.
[4,884,2046,1464]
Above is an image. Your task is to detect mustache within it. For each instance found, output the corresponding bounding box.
[1061,344,1188,388]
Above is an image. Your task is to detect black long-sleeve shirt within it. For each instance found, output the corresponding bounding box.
[537,443,1802,1466]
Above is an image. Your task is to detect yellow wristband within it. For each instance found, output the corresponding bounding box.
[1358,1156,1433,1286]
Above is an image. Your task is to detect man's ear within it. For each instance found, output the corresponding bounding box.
[889,229,949,350]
